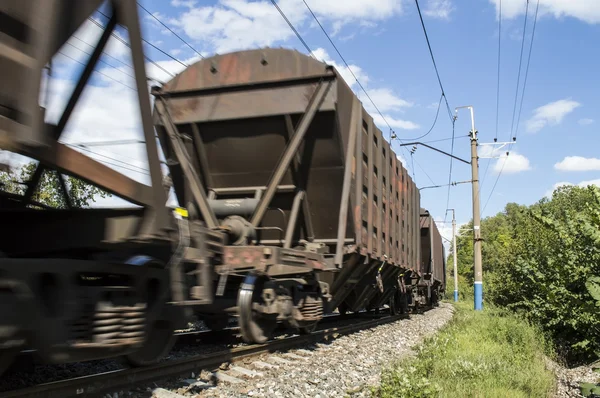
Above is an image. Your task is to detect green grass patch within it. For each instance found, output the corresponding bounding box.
[373,301,556,398]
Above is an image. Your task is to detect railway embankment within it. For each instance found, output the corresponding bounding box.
[374,301,600,398]
[128,304,455,398]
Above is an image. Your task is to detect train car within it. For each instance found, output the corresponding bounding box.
[418,209,446,307]
[151,47,428,342]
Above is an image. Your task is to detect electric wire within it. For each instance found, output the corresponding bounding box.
[514,0,540,140]
[71,34,135,72]
[401,93,443,141]
[57,50,137,91]
[88,14,176,78]
[414,0,453,123]
[270,0,314,56]
[482,0,540,217]
[65,143,150,175]
[64,41,135,80]
[95,10,188,68]
[509,0,530,138]
[295,0,416,177]
[136,2,205,60]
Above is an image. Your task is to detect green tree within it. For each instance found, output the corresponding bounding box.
[0,162,111,208]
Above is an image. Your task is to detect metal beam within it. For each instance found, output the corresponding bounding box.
[335,96,360,266]
[158,73,336,99]
[398,142,470,165]
[15,142,154,206]
[251,78,332,227]
[116,0,170,231]
[284,114,314,241]
[57,173,73,209]
[155,99,218,229]
[21,13,118,206]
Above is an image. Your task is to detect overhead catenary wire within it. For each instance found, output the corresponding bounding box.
[270,0,314,57]
[482,0,540,217]
[64,41,136,80]
[401,93,443,141]
[136,2,205,60]
[57,50,137,91]
[414,0,453,123]
[291,0,417,177]
[88,14,176,79]
[514,0,540,140]
[509,0,530,138]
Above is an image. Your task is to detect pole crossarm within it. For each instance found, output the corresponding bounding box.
[397,142,470,165]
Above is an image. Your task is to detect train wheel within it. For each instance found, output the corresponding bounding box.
[338,302,348,316]
[238,274,277,344]
[204,315,229,331]
[125,319,176,367]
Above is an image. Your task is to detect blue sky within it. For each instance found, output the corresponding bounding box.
[26,0,600,243]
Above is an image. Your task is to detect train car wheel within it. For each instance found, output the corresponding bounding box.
[125,319,176,367]
[337,302,349,316]
[238,274,277,344]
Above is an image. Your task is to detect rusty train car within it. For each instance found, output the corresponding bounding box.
[0,1,445,376]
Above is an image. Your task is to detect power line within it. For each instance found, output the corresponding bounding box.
[482,0,540,216]
[270,0,314,56]
[66,143,150,176]
[422,134,469,144]
[136,2,205,60]
[95,10,188,68]
[401,93,443,141]
[514,0,540,140]
[64,41,135,80]
[414,0,453,123]
[443,121,456,224]
[88,14,176,78]
[57,50,137,91]
[495,0,502,142]
[300,0,401,143]
[509,0,530,138]
[71,34,135,72]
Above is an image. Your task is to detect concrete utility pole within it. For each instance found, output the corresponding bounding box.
[447,208,458,302]
[455,106,483,311]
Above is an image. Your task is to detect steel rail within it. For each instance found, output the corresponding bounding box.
[3,313,411,398]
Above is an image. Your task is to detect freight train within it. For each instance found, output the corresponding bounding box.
[0,0,445,376]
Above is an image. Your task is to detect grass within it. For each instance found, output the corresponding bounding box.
[372,301,556,398]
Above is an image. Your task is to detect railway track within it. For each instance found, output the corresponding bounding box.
[2,312,410,398]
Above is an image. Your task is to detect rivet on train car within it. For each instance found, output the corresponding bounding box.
[260,53,268,65]
[210,61,218,74]
[263,247,272,258]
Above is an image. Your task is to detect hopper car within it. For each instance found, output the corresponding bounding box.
[0,0,445,376]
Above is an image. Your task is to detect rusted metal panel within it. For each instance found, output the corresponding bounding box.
[159,48,338,124]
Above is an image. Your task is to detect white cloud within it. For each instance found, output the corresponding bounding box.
[493,152,531,174]
[374,114,419,130]
[489,0,600,24]
[525,99,580,133]
[172,0,402,53]
[578,118,594,126]
[554,156,600,172]
[172,0,197,8]
[311,48,369,88]
[423,0,454,20]
[359,88,413,112]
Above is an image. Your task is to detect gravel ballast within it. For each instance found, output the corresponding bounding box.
[142,303,455,398]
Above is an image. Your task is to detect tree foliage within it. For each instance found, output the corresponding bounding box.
[0,161,111,208]
[452,185,600,364]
